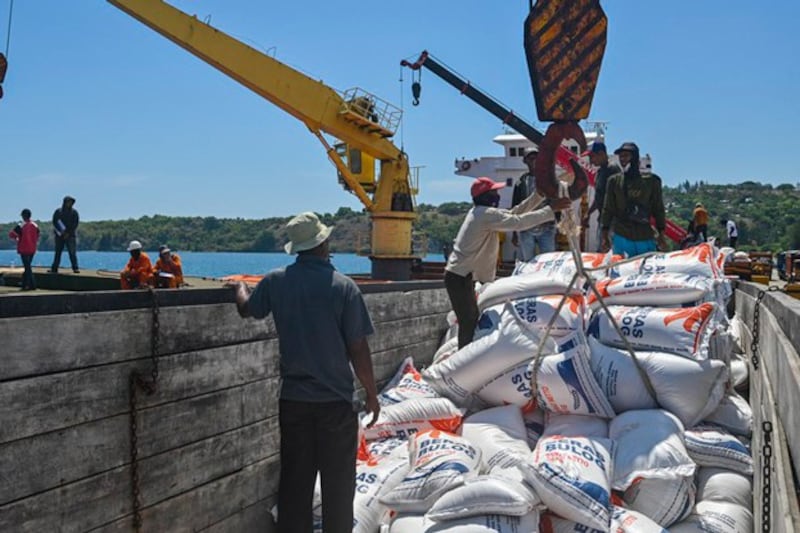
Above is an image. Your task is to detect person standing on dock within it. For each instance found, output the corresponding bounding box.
[600,142,667,256]
[445,177,572,349]
[49,195,80,273]
[722,217,738,248]
[8,209,40,291]
[511,147,557,260]
[120,240,154,289]
[230,211,379,533]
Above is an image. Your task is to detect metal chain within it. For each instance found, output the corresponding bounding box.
[751,289,766,370]
[128,289,161,531]
[761,420,773,532]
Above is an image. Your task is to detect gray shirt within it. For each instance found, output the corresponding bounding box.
[248,255,374,402]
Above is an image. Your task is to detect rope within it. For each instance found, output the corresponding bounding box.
[4,0,13,58]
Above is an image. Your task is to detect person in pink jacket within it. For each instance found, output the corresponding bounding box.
[8,209,40,291]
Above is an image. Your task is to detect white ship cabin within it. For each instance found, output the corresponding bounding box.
[454,131,652,209]
[453,130,654,256]
[454,131,603,209]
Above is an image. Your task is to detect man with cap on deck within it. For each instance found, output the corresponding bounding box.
[120,240,154,289]
[445,177,572,348]
[511,147,558,260]
[229,212,379,533]
[153,245,184,288]
[583,141,621,250]
[601,142,667,257]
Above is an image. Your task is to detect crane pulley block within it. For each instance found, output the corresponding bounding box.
[524,0,607,122]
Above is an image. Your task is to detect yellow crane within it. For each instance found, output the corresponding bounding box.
[107,0,418,280]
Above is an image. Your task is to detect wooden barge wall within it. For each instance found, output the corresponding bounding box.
[0,283,450,532]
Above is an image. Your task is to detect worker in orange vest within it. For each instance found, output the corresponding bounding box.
[154,245,184,288]
[120,240,154,290]
[692,202,709,242]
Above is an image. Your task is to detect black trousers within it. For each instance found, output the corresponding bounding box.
[52,235,78,271]
[277,399,357,533]
[20,254,35,289]
[444,270,479,349]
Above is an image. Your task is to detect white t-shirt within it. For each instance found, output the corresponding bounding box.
[727,220,738,238]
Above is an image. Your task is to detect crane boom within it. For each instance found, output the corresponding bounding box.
[107,0,419,280]
[401,51,596,184]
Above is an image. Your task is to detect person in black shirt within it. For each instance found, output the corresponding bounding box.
[583,141,621,251]
[49,195,80,273]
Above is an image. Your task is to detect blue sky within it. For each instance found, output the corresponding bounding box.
[1,1,799,222]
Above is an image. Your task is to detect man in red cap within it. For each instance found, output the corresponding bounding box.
[444,177,572,348]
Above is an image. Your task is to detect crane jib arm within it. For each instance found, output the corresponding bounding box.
[106,0,401,162]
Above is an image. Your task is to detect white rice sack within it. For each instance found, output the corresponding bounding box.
[424,303,559,407]
[696,467,753,509]
[379,358,440,406]
[587,303,719,360]
[471,335,581,410]
[684,424,753,475]
[622,475,695,527]
[534,335,616,418]
[611,505,669,532]
[587,273,716,310]
[363,397,464,441]
[521,436,614,530]
[515,251,622,281]
[729,357,749,392]
[539,506,667,532]
[366,437,409,462]
[354,456,412,533]
[508,294,587,337]
[612,244,722,279]
[390,511,540,532]
[588,336,658,412]
[477,271,578,311]
[380,430,481,513]
[432,336,460,365]
[462,406,530,471]
[426,475,538,521]
[589,338,728,428]
[523,408,545,450]
[669,501,753,533]
[703,391,752,437]
[543,413,608,438]
[610,409,695,490]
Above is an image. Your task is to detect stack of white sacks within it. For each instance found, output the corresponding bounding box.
[316,243,754,532]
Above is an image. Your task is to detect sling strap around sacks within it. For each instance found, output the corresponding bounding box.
[529,209,658,403]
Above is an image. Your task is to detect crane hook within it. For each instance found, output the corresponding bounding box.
[411,81,421,106]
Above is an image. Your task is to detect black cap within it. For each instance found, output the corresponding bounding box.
[614,142,639,155]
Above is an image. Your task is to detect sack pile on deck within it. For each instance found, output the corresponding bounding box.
[333,244,755,532]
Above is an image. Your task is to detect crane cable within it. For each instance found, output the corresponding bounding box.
[0,0,12,96]
[3,0,13,57]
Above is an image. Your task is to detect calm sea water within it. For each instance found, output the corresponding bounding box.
[0,250,383,278]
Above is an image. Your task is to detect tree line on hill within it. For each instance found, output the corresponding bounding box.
[3,181,800,254]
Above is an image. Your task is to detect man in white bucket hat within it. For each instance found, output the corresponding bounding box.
[231,211,379,533]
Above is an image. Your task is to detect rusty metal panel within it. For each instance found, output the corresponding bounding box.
[524,0,607,121]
